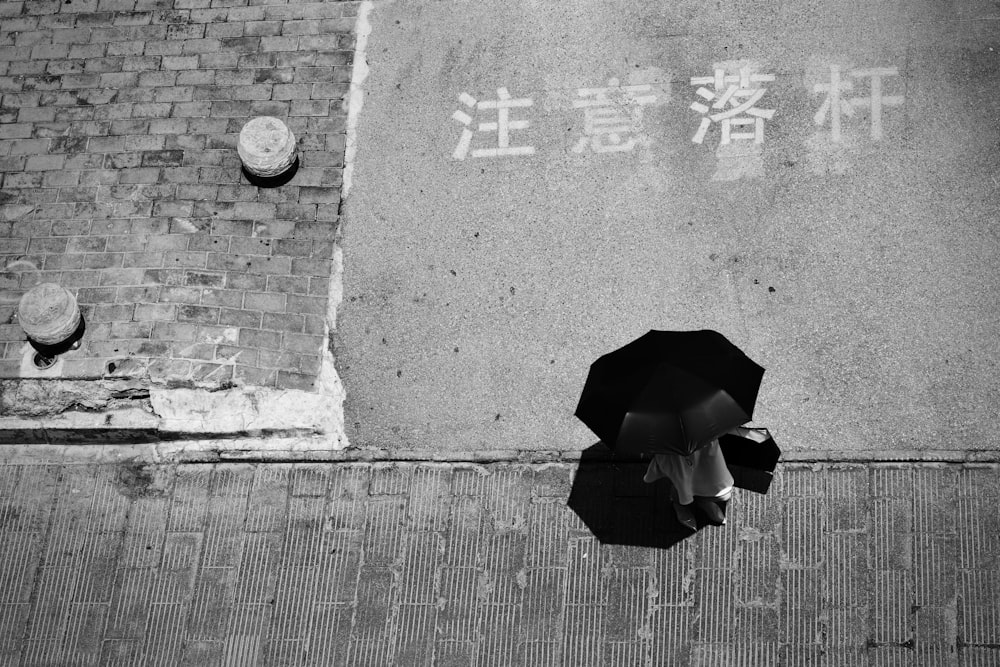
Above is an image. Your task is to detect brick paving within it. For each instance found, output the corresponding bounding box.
[0,0,356,391]
[0,458,998,666]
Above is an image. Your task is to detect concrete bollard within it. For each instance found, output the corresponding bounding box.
[237,116,298,180]
[17,283,84,360]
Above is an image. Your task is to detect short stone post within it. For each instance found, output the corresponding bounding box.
[238,116,298,183]
[17,282,85,366]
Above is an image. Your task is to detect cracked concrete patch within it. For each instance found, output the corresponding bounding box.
[149,386,347,446]
[0,379,152,418]
[0,379,346,447]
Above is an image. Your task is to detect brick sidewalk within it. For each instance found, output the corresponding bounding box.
[0,0,356,391]
[0,459,997,665]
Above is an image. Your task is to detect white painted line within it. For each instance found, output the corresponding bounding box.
[341,0,373,201]
[315,0,374,450]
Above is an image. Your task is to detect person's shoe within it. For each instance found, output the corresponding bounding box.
[673,502,698,531]
[695,498,726,526]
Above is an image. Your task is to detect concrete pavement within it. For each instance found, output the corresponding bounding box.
[1,454,998,666]
[339,0,1000,454]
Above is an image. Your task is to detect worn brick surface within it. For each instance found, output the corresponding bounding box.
[0,0,355,390]
[0,460,998,665]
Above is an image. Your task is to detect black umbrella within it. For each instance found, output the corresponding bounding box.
[575,330,765,456]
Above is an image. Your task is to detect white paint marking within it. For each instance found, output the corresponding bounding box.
[452,129,474,160]
[813,65,902,142]
[689,64,775,145]
[570,78,657,154]
[473,146,535,157]
[452,87,535,159]
[317,0,374,451]
[341,0,373,201]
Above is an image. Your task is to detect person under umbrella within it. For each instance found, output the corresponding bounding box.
[642,426,757,530]
[576,330,771,532]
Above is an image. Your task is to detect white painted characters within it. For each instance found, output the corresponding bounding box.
[447,59,904,178]
[812,66,904,141]
[571,78,658,154]
[451,87,536,160]
[689,64,776,146]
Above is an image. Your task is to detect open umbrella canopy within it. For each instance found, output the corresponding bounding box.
[575,330,765,456]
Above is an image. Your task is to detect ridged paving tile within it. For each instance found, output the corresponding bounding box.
[201,501,247,570]
[233,531,282,605]
[0,603,30,660]
[245,466,290,533]
[0,532,42,604]
[914,532,958,606]
[407,465,452,532]
[603,567,649,643]
[289,463,330,497]
[347,566,394,666]
[369,464,411,496]
[445,494,484,567]
[483,467,530,530]
[0,465,21,496]
[363,497,407,567]
[647,605,689,665]
[438,567,482,641]
[393,603,437,665]
[780,567,821,645]
[825,532,868,608]
[62,602,107,666]
[475,603,521,667]
[119,496,169,569]
[314,529,362,604]
[306,602,353,667]
[561,602,604,666]
[734,531,779,606]
[565,537,603,606]
[327,465,369,531]
[782,496,824,568]
[144,602,187,667]
[732,606,781,644]
[872,495,913,570]
[185,566,235,641]
[0,461,997,665]
[105,567,153,640]
[166,464,212,533]
[521,640,560,666]
[696,568,735,643]
[872,569,913,644]
[270,566,318,641]
[480,529,526,607]
[282,496,326,568]
[3,465,58,533]
[398,531,441,604]
[913,466,959,535]
[825,466,868,532]
[653,538,696,607]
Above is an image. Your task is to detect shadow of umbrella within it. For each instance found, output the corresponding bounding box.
[567,443,704,549]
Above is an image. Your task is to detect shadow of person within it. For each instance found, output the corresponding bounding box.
[567,442,706,549]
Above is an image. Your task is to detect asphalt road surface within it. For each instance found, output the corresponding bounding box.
[338,0,1000,454]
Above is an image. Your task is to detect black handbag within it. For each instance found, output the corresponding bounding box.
[719,427,781,494]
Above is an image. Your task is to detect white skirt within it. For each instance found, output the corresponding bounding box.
[643,439,734,505]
